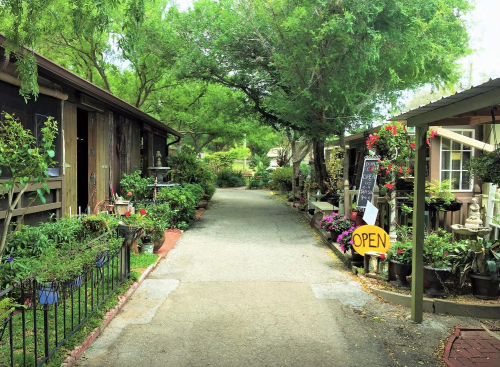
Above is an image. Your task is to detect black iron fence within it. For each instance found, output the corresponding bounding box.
[0,231,130,366]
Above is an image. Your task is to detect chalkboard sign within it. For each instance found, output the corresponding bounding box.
[356,157,379,209]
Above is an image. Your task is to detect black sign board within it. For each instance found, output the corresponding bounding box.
[356,157,379,209]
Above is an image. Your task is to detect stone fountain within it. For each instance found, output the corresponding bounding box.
[451,197,492,239]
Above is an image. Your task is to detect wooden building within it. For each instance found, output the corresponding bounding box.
[0,36,181,227]
[336,106,500,232]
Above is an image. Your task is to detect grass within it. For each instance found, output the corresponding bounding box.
[0,251,156,366]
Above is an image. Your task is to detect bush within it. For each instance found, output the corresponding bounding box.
[120,170,154,200]
[156,183,202,228]
[216,169,246,188]
[169,152,216,199]
[271,166,293,189]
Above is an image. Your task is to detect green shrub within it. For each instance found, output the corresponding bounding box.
[216,169,246,188]
[157,184,200,228]
[271,166,293,188]
[120,170,154,200]
[169,152,216,199]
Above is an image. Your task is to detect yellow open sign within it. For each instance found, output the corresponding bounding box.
[351,225,391,256]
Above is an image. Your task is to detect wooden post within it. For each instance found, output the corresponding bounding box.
[411,124,427,323]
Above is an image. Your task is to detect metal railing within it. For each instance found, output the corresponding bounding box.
[0,231,130,366]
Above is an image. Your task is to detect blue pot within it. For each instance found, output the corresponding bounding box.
[96,253,108,268]
[38,283,59,305]
[67,275,83,289]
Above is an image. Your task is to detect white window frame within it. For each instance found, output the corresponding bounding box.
[439,129,475,192]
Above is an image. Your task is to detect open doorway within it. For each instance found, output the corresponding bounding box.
[77,108,88,213]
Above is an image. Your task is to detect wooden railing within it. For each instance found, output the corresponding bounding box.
[0,178,62,223]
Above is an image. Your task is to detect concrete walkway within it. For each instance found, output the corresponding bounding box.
[76,189,485,367]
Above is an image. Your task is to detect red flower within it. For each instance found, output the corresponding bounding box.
[397,249,402,254]
[426,138,430,145]
[125,211,131,217]
[388,164,392,170]
[392,125,397,136]
[444,252,449,256]
[385,170,389,174]
[368,144,373,149]
[407,167,411,173]
[385,125,392,131]
[380,253,386,261]
[368,167,373,171]
[127,192,133,197]
[410,143,416,149]
[430,130,438,139]
[399,167,403,173]
[385,183,394,190]
[380,166,384,170]
[139,209,147,215]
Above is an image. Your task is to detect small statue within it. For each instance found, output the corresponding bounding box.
[465,197,483,228]
[155,151,163,168]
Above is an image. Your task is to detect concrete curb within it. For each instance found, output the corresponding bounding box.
[372,288,500,319]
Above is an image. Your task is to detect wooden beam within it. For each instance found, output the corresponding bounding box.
[0,202,62,220]
[411,125,427,323]
[407,87,500,127]
[0,179,62,194]
[433,116,492,126]
[431,127,495,152]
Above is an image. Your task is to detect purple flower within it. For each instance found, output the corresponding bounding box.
[343,216,347,220]
[340,244,345,252]
[7,256,13,262]
[349,240,353,245]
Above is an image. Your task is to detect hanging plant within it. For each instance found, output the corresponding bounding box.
[366,121,437,202]
[467,148,500,187]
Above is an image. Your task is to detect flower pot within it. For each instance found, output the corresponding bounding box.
[350,248,364,263]
[349,210,358,222]
[96,252,108,268]
[390,261,412,289]
[67,275,83,290]
[470,273,499,300]
[38,282,59,305]
[423,267,451,297]
[153,233,166,252]
[114,202,130,216]
[143,243,154,254]
[330,230,342,242]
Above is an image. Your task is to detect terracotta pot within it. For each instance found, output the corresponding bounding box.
[153,232,166,252]
[470,273,499,300]
[423,267,451,297]
[349,210,358,222]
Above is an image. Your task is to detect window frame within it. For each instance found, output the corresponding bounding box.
[439,128,475,193]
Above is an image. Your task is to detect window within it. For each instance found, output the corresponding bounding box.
[440,129,474,191]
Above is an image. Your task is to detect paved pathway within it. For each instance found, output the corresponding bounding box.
[76,189,458,366]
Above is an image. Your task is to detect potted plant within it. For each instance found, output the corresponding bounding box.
[451,238,499,300]
[468,148,500,187]
[387,226,413,289]
[336,226,363,262]
[118,209,148,242]
[318,212,352,241]
[423,230,454,297]
[425,179,462,212]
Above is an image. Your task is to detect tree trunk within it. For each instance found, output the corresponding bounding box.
[312,138,328,193]
[291,139,298,193]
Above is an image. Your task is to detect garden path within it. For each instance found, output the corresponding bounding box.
[75,189,479,367]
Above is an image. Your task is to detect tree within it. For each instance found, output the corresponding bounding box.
[171,0,470,191]
[0,113,57,259]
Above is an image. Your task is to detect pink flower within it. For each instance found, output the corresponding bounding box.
[399,167,403,173]
[407,168,411,173]
[340,244,345,251]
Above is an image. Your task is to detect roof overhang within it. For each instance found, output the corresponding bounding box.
[0,35,181,138]
[389,78,500,128]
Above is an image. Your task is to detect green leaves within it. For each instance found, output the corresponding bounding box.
[47,150,55,158]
